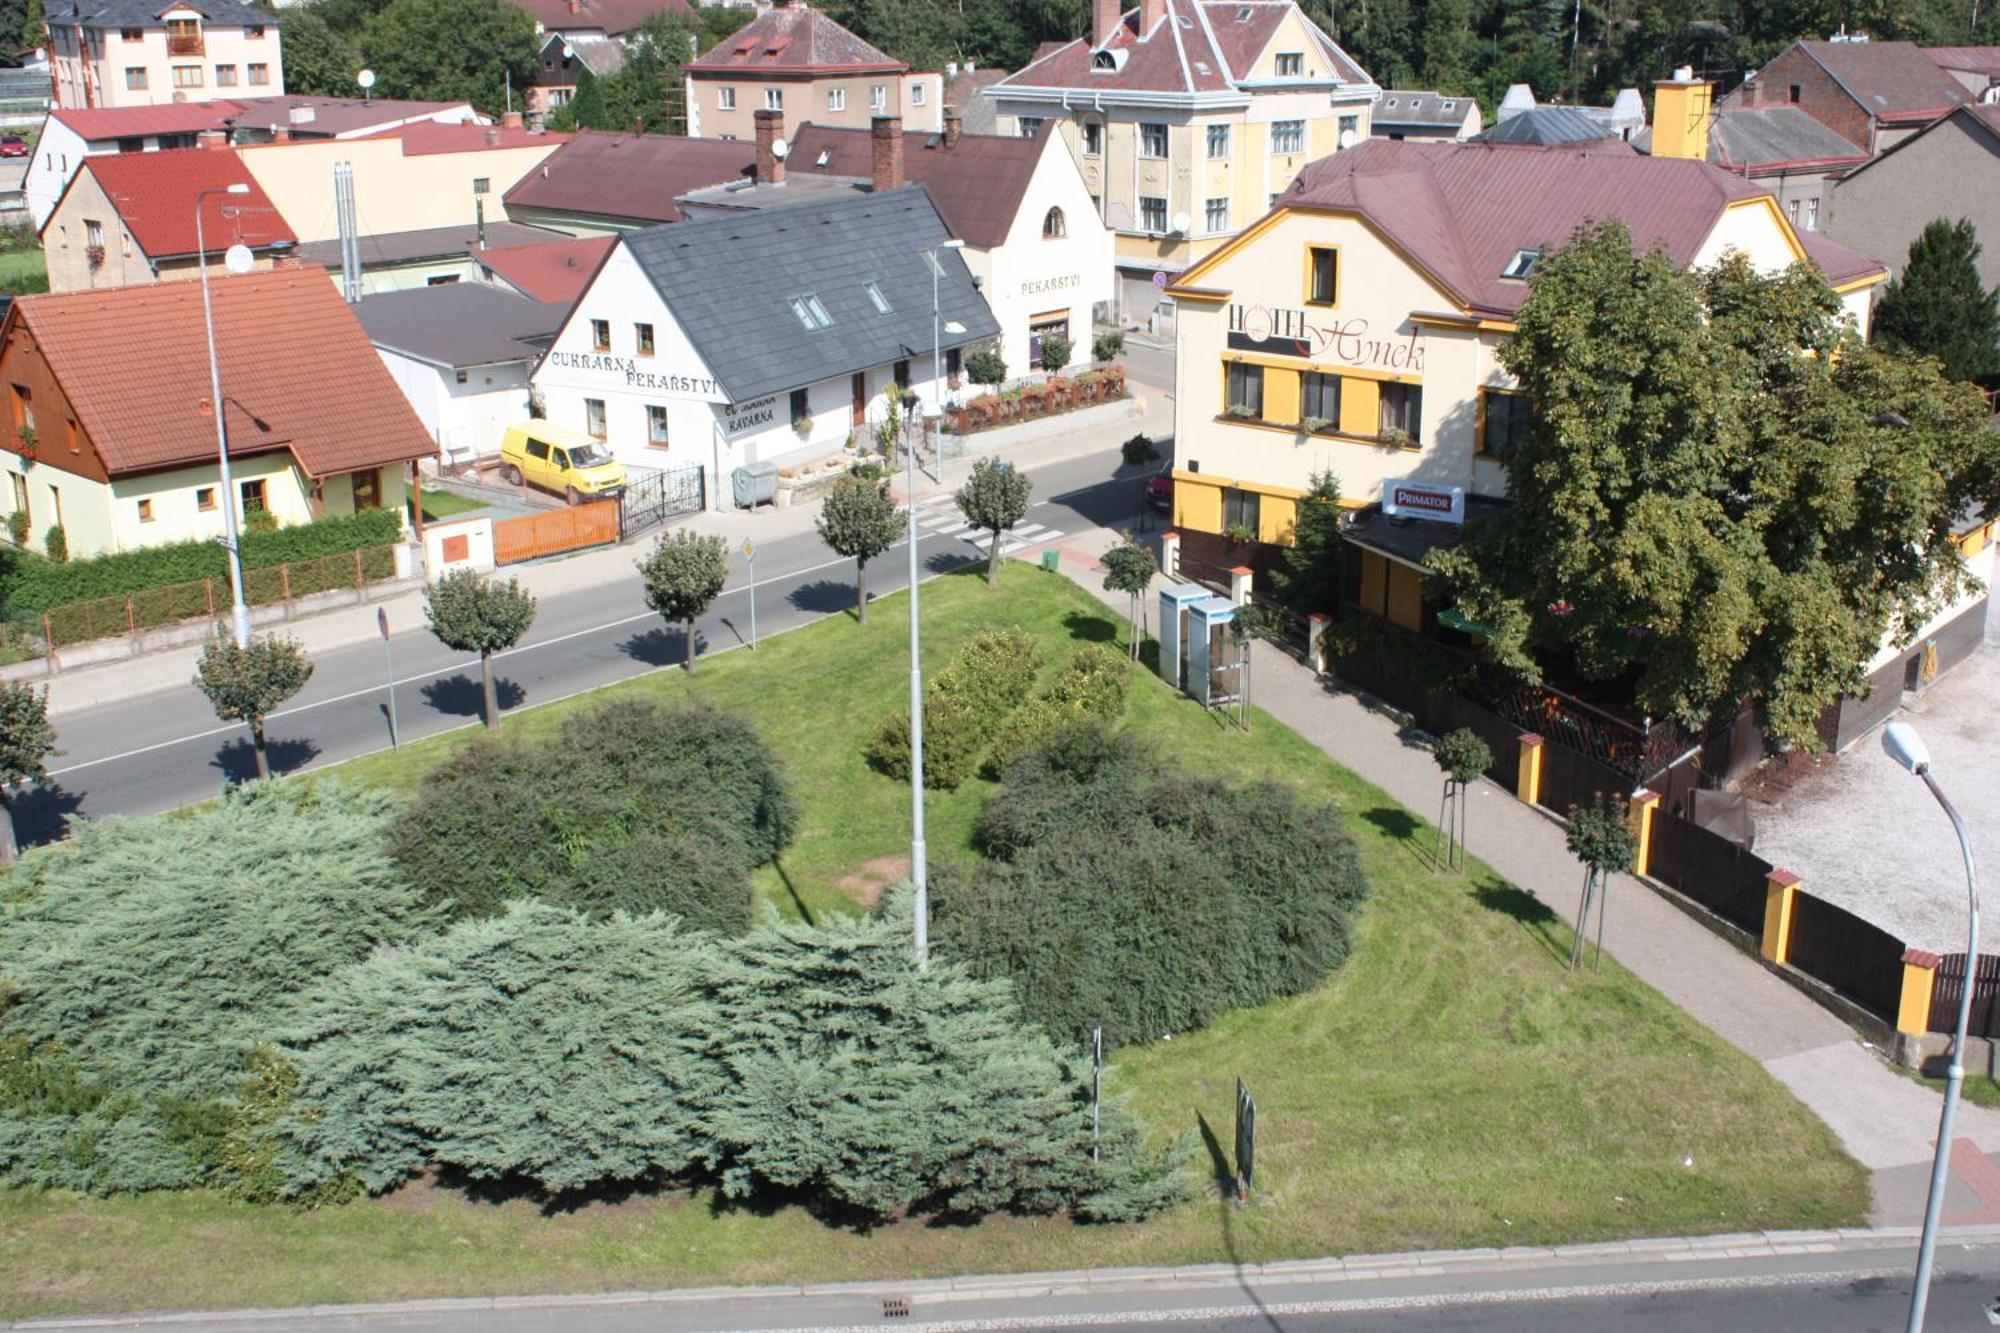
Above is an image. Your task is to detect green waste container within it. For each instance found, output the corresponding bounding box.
[1041,549,1061,572]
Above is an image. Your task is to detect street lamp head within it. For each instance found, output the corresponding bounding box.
[1883,720,1931,775]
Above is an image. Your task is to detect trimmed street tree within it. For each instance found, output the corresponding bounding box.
[816,473,901,624]
[422,568,538,730]
[638,529,729,672]
[955,456,1033,586]
[1874,218,2000,385]
[1431,221,2000,750]
[193,632,314,781]
[1101,538,1158,660]
[1565,796,1637,971]
[0,679,56,865]
[1430,727,1490,873]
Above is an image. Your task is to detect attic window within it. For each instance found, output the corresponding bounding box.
[1194,61,1211,75]
[864,281,892,314]
[733,40,753,54]
[815,148,831,166]
[790,293,833,330]
[1236,6,1252,19]
[1409,98,1422,111]
[1501,248,1541,280]
[1176,14,1192,25]
[1384,96,1397,108]
[1092,49,1115,69]
[1441,100,1455,110]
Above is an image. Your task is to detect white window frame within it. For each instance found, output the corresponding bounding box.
[719,85,736,109]
[764,87,782,111]
[827,87,844,111]
[1206,123,1229,158]
[1270,120,1304,154]
[1203,196,1228,234]
[1139,195,1168,233]
[1140,121,1169,158]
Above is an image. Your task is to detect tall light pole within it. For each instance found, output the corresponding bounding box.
[1883,720,1981,1333]
[908,237,966,971]
[196,181,255,649]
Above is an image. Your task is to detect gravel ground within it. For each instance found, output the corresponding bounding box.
[1754,628,1999,952]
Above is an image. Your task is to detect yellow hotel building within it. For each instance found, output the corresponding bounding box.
[986,0,1378,324]
[1162,76,1889,622]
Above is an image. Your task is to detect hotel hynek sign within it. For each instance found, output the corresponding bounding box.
[1226,303,1425,374]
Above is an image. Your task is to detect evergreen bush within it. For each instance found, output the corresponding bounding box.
[393,698,795,929]
[984,645,1129,775]
[940,726,1368,1049]
[868,626,1039,789]
[0,783,438,1193]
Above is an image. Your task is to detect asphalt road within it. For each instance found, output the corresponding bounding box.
[26,448,1155,840]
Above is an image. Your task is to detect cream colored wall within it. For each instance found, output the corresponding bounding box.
[1692,197,1806,275]
[0,449,315,559]
[60,14,281,109]
[43,166,279,292]
[242,139,560,243]
[687,71,925,140]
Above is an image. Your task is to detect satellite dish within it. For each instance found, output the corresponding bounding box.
[1171,210,1190,234]
[224,243,255,275]
[356,68,376,90]
[771,136,789,159]
[1338,127,1358,150]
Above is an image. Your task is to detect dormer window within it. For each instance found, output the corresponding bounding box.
[1091,48,1126,72]
[1501,248,1541,280]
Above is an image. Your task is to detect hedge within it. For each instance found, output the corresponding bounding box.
[868,626,1039,789]
[984,644,1129,776]
[6,509,403,616]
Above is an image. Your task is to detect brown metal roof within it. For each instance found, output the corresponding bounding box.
[514,0,694,37]
[1797,39,1973,124]
[1285,138,1860,317]
[500,130,753,223]
[9,267,437,479]
[687,1,904,75]
[789,121,1046,248]
[997,0,1368,98]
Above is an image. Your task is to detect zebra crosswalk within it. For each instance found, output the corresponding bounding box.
[908,492,1063,558]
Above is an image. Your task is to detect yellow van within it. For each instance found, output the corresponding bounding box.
[498,422,627,504]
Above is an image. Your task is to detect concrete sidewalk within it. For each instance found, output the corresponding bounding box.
[1044,524,2000,1229]
[34,389,1172,719]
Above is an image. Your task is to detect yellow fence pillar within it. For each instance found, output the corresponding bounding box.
[1517,733,1544,807]
[1762,869,1801,965]
[1628,789,1661,877]
[1898,948,1942,1039]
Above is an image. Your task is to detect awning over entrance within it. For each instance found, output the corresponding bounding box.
[1339,495,1509,574]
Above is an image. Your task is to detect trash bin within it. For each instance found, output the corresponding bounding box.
[732,460,779,509]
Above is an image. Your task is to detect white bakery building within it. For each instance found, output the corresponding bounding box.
[532,185,998,508]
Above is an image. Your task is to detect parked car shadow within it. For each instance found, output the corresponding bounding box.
[620,625,706,668]
[210,736,321,784]
[11,779,84,850]
[420,673,524,717]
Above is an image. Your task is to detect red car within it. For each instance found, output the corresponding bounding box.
[1144,465,1172,513]
[0,136,27,159]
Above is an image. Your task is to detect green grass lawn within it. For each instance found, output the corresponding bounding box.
[0,248,46,295]
[0,565,1869,1319]
[417,488,488,522]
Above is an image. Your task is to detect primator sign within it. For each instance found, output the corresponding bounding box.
[1381,480,1465,524]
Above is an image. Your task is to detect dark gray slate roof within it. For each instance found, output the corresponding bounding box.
[621,185,999,404]
[296,222,561,268]
[1474,106,1612,145]
[356,283,565,370]
[70,0,268,27]
[1373,90,1475,130]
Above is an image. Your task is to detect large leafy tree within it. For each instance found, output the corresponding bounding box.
[1874,218,2000,386]
[0,680,55,866]
[1432,222,2000,749]
[637,529,729,672]
[955,457,1032,586]
[193,632,314,780]
[815,473,901,624]
[357,0,537,112]
[276,6,362,97]
[421,569,536,730]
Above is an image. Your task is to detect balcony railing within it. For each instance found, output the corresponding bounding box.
[166,33,204,55]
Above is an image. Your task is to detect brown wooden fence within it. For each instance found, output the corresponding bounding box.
[1645,809,1771,936]
[1930,953,2000,1038]
[1785,891,1905,1021]
[494,500,620,565]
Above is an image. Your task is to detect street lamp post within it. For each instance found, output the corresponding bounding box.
[908,239,967,971]
[1883,720,1981,1333]
[196,182,255,649]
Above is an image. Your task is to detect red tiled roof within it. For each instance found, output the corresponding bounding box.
[999,0,1369,98]
[475,234,614,304]
[1284,139,1837,317]
[10,266,436,479]
[1796,39,1973,124]
[73,148,295,259]
[790,121,1046,248]
[51,100,244,141]
[364,121,568,154]
[515,0,693,34]
[501,130,752,223]
[687,1,904,74]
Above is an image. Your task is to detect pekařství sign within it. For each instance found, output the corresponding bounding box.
[545,351,723,399]
[1225,303,1425,374]
[1381,479,1464,524]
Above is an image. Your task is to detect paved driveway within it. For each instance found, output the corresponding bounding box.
[1755,623,1999,952]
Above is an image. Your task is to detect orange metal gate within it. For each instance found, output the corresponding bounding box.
[492,500,620,565]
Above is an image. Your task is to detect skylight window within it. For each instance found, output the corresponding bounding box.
[865,281,892,314]
[815,149,831,165]
[790,293,833,330]
[1385,96,1398,108]
[1442,99,1456,110]
[1236,7,1252,20]
[1501,248,1541,280]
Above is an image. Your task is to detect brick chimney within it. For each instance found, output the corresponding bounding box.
[1140,0,1165,33]
[197,128,226,148]
[1093,0,1120,48]
[271,126,291,143]
[871,114,903,191]
[943,105,961,149]
[484,125,500,146]
[754,106,785,184]
[501,109,524,129]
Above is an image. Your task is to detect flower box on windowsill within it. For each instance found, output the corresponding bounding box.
[84,244,105,269]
